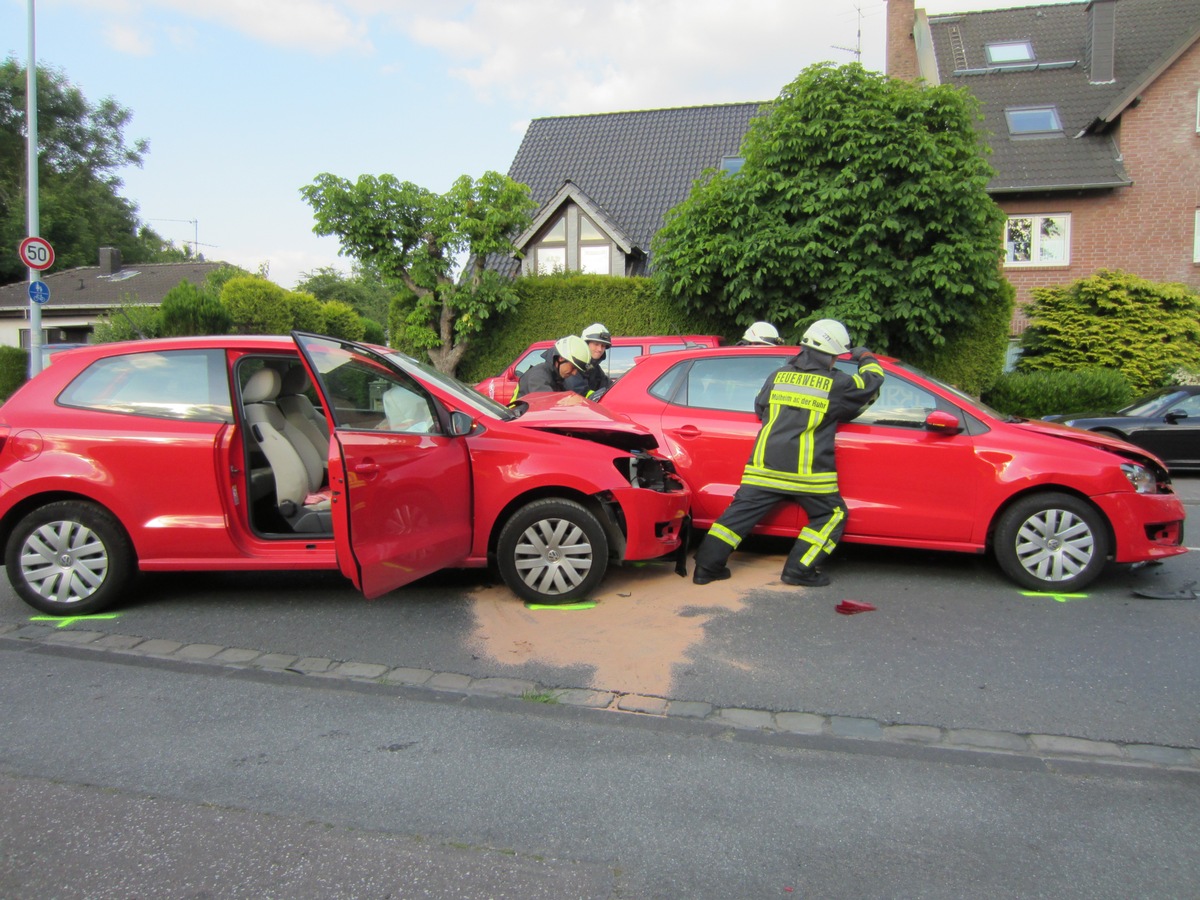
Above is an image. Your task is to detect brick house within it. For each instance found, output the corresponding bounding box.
[0,247,228,349]
[885,0,1200,329]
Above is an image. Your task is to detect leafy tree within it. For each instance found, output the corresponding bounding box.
[159,279,232,336]
[0,58,176,284]
[302,170,537,376]
[652,62,1007,363]
[1016,270,1200,393]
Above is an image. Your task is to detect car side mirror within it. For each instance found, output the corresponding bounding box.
[1166,411,1189,423]
[449,411,475,437]
[924,409,962,434]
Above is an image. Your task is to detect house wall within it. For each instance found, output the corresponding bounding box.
[1000,38,1200,329]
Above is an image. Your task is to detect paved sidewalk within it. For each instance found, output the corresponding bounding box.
[4,618,1197,773]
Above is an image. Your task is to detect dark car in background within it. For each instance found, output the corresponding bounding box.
[1043,386,1200,471]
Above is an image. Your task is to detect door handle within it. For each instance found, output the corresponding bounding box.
[673,424,702,438]
[354,460,379,475]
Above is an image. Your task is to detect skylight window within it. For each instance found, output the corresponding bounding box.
[720,156,745,175]
[1005,106,1062,136]
[987,41,1035,64]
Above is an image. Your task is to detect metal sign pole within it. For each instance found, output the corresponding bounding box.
[26,0,43,377]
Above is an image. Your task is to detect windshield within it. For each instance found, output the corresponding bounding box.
[1120,389,1183,417]
[373,347,517,420]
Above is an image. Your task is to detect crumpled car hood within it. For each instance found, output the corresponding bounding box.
[1018,418,1165,467]
[513,393,660,452]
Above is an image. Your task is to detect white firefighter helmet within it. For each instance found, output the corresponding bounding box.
[554,335,592,372]
[800,319,851,356]
[581,323,612,346]
[741,321,781,345]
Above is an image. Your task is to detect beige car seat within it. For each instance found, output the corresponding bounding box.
[242,368,331,533]
[277,366,331,459]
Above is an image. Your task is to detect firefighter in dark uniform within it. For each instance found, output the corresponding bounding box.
[693,319,885,587]
[510,335,592,403]
[579,323,613,396]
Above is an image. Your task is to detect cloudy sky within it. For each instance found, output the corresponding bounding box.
[2,0,1077,289]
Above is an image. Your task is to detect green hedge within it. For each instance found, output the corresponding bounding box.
[982,367,1133,419]
[457,273,730,383]
[0,346,28,403]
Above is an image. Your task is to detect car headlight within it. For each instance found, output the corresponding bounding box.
[1121,462,1155,494]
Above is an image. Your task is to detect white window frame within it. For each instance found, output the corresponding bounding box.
[1194,210,1200,263]
[1005,213,1071,266]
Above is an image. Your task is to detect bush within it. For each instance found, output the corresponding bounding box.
[457,273,728,383]
[908,278,1014,397]
[982,367,1133,419]
[1016,270,1200,393]
[0,346,28,402]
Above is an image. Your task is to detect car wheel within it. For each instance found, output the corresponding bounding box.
[993,492,1109,592]
[496,498,609,604]
[4,501,136,616]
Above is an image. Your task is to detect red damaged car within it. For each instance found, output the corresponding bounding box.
[600,345,1187,591]
[0,333,689,615]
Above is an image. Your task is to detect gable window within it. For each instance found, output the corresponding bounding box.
[1006,214,1070,265]
[535,217,566,274]
[987,41,1035,65]
[1005,106,1062,136]
[578,215,611,275]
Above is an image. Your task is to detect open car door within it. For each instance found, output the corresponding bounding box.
[294,333,473,598]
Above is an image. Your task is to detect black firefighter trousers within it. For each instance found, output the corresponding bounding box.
[694,484,848,579]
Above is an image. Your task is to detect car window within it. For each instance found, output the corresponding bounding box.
[679,357,782,412]
[58,349,232,423]
[1121,389,1180,417]
[606,346,644,378]
[1172,394,1200,417]
[648,343,681,355]
[513,349,544,377]
[850,377,935,427]
[312,347,441,434]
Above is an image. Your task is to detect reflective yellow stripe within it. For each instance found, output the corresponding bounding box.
[742,466,838,493]
[798,506,845,566]
[709,522,742,549]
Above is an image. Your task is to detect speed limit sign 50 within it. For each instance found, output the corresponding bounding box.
[19,236,55,271]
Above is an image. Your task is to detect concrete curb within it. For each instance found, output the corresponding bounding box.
[4,620,1198,772]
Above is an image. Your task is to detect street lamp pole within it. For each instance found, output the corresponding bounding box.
[26,0,43,377]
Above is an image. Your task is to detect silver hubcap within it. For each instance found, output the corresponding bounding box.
[20,520,109,605]
[1014,508,1094,583]
[513,517,593,596]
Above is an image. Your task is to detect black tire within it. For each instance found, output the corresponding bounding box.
[496,498,609,604]
[993,492,1109,592]
[4,501,136,616]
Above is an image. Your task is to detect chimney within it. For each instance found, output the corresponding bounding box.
[1087,0,1117,84]
[99,246,122,276]
[884,0,919,81]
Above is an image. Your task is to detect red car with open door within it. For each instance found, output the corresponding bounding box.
[0,333,689,615]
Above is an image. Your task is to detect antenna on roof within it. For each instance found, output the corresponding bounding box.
[833,3,863,63]
[146,218,211,257]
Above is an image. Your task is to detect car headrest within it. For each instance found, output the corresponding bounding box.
[243,368,282,403]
